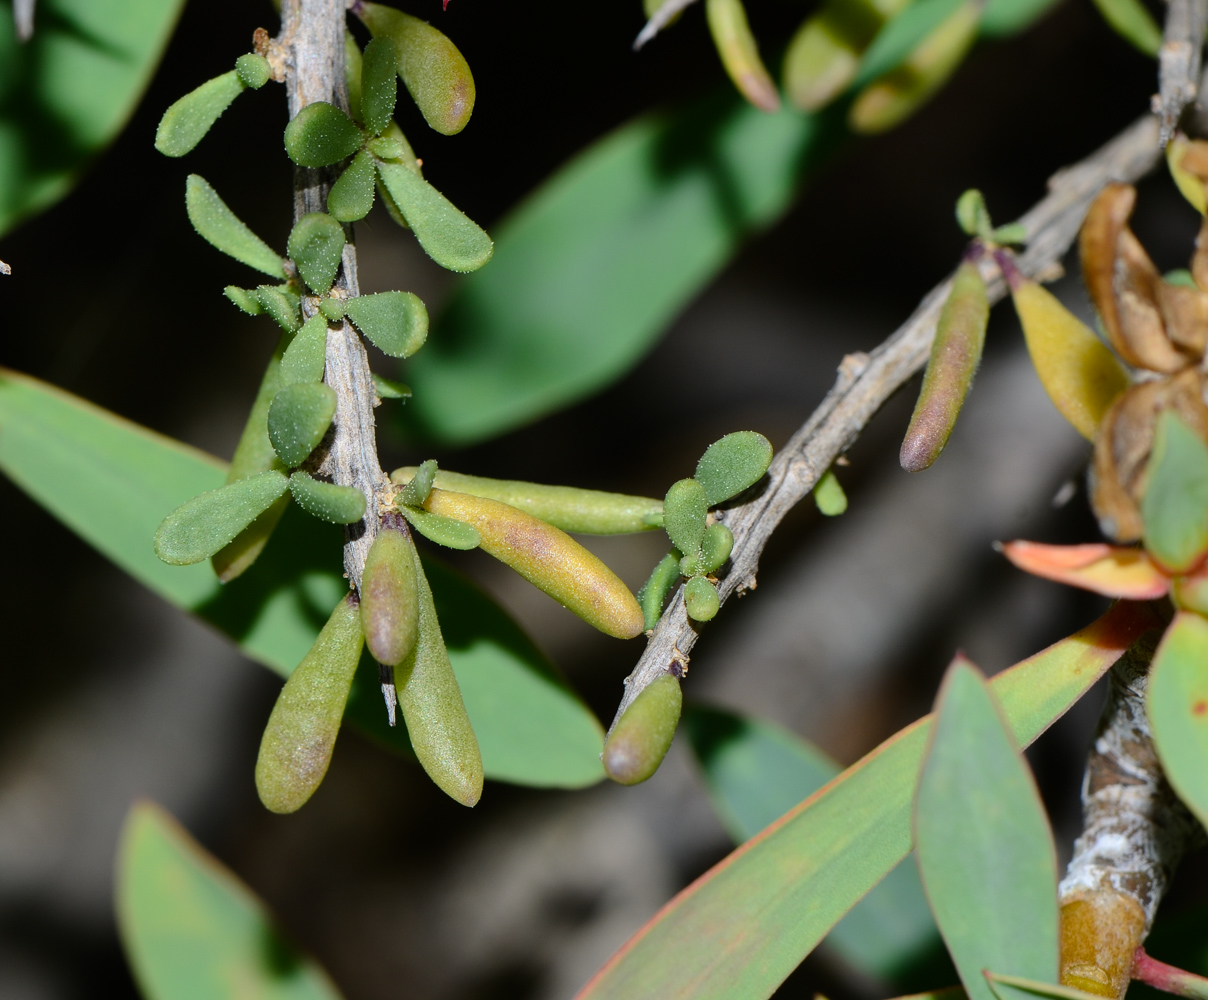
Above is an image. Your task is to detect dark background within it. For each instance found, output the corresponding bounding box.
[0,0,1202,997]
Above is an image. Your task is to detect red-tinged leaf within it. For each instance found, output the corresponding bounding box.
[573,601,1159,1000]
[1001,540,1169,599]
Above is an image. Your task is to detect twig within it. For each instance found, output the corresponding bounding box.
[13,0,34,42]
[1133,947,1208,1000]
[608,111,1163,735]
[279,0,391,593]
[1156,0,1207,144]
[633,0,701,50]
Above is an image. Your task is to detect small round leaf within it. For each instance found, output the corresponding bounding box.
[283,101,364,167]
[267,382,337,467]
[327,150,377,223]
[663,478,708,555]
[345,291,428,358]
[684,576,721,621]
[694,431,773,505]
[287,213,346,294]
[234,53,272,90]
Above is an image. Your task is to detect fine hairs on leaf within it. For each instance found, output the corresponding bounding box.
[155,71,246,157]
[345,291,429,357]
[185,175,285,278]
[154,471,289,565]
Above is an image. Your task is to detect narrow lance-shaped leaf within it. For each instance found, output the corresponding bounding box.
[376,159,494,272]
[374,375,412,400]
[345,29,365,124]
[116,802,343,1000]
[356,2,476,135]
[224,285,262,315]
[155,71,246,158]
[280,315,328,386]
[706,0,781,112]
[345,291,428,358]
[901,260,989,472]
[185,175,286,278]
[289,472,367,525]
[1148,612,1208,831]
[391,466,664,534]
[255,594,365,813]
[1000,541,1170,600]
[1088,0,1162,56]
[256,285,303,332]
[1141,411,1208,574]
[288,213,346,295]
[154,470,289,565]
[361,517,420,667]
[268,382,337,467]
[283,101,364,168]
[397,548,484,806]
[400,504,482,549]
[603,673,683,784]
[638,552,681,630]
[664,478,708,556]
[399,460,439,507]
[424,489,645,639]
[695,431,774,504]
[914,658,1059,1000]
[328,150,378,223]
[360,36,399,136]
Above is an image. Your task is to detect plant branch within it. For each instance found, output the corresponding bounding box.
[608,110,1163,735]
[1133,948,1208,1000]
[1157,0,1207,145]
[633,0,701,50]
[280,0,390,594]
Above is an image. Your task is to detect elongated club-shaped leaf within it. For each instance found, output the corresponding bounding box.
[156,70,245,157]
[1148,612,1208,830]
[345,291,428,358]
[284,101,364,167]
[695,431,774,505]
[288,472,366,525]
[287,213,346,295]
[280,315,328,386]
[117,802,343,1000]
[186,175,286,278]
[603,674,683,784]
[1142,411,1208,574]
[357,2,475,135]
[360,36,399,136]
[391,466,664,534]
[154,470,289,565]
[706,0,780,112]
[376,159,494,272]
[0,0,186,237]
[0,369,605,788]
[268,382,337,467]
[573,600,1157,1000]
[361,523,419,667]
[256,594,364,814]
[638,552,681,630]
[915,659,1059,1000]
[683,705,941,982]
[1000,541,1169,599]
[664,478,708,554]
[328,150,378,222]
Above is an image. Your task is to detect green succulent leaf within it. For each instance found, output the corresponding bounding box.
[234,53,272,90]
[360,36,399,136]
[637,552,681,631]
[156,70,245,157]
[399,459,439,507]
[328,150,378,222]
[255,285,303,332]
[319,297,347,321]
[700,522,735,573]
[117,802,342,1000]
[185,175,286,278]
[267,382,337,467]
[373,375,412,400]
[1089,0,1162,55]
[287,213,347,295]
[1141,411,1208,574]
[283,101,364,167]
[684,575,720,621]
[956,189,992,238]
[279,315,328,386]
[345,291,429,358]
[375,159,494,272]
[289,472,367,525]
[0,370,605,789]
[357,2,475,136]
[663,478,708,555]
[695,431,774,505]
[814,469,848,515]
[223,286,263,315]
[345,30,365,124]
[1148,612,1208,831]
[399,504,482,550]
[603,674,683,785]
[361,524,420,668]
[915,659,1059,1000]
[154,470,289,565]
[853,0,966,88]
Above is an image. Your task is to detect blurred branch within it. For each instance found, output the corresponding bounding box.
[13,0,34,42]
[609,110,1164,735]
[634,0,700,50]
[1157,0,1207,144]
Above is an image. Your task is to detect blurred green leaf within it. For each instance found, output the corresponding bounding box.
[979,0,1064,36]
[1142,411,1208,574]
[0,0,186,236]
[853,0,967,89]
[683,704,941,983]
[575,602,1155,1000]
[915,660,1059,1000]
[117,801,343,1000]
[0,368,605,788]
[407,95,842,445]
[1148,612,1208,830]
[1088,0,1162,56]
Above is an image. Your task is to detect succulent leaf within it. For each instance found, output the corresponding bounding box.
[185,175,285,278]
[155,71,246,157]
[267,382,337,467]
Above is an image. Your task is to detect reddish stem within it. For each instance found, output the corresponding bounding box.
[1133,948,1208,1000]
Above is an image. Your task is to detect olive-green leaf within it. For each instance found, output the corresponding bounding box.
[682,704,942,982]
[267,382,337,467]
[345,291,428,358]
[287,212,346,295]
[361,524,419,667]
[289,472,366,524]
[399,504,482,549]
[603,674,682,785]
[327,150,378,223]
[915,659,1059,1000]
[117,801,343,1000]
[185,175,286,278]
[360,36,399,136]
[695,431,774,505]
[255,284,303,332]
[0,369,605,789]
[637,552,681,630]
[154,470,289,565]
[255,594,364,814]
[1148,612,1208,830]
[283,101,364,167]
[663,478,708,554]
[357,2,475,136]
[574,602,1153,1000]
[279,315,328,386]
[156,70,246,157]
[375,159,494,272]
[0,0,187,237]
[1141,411,1208,574]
